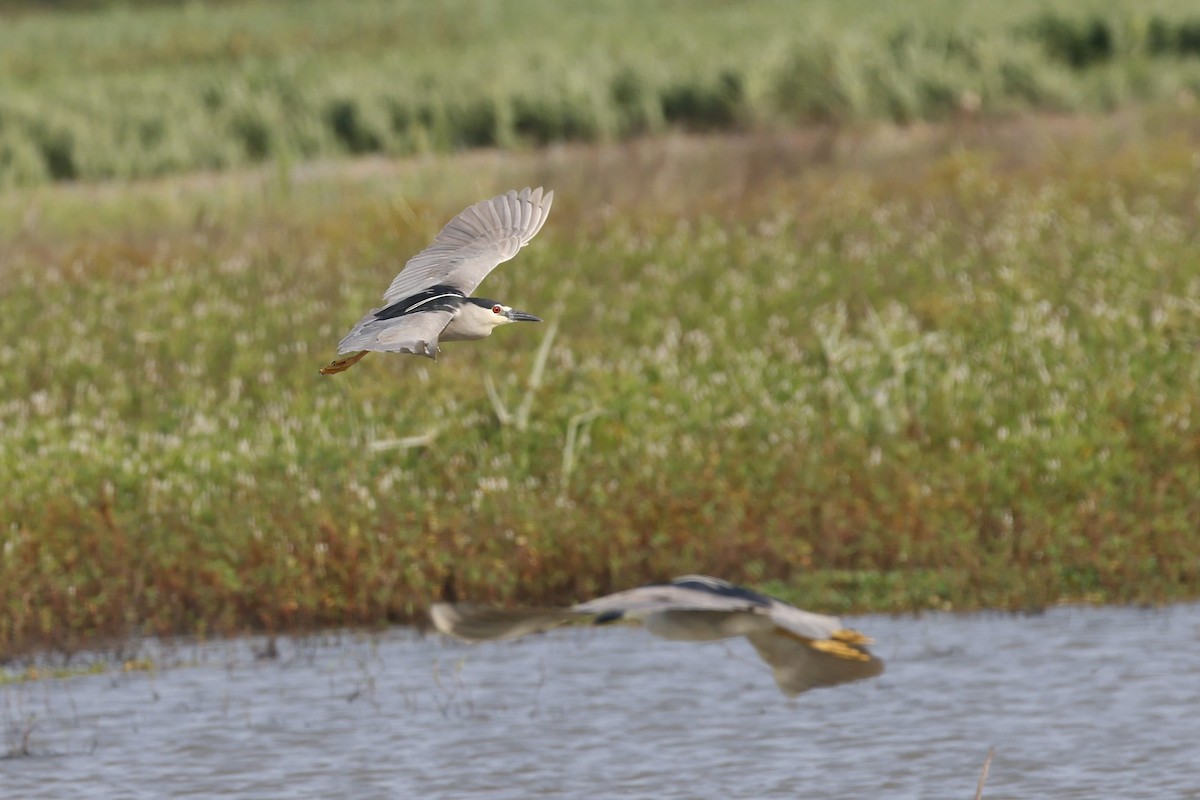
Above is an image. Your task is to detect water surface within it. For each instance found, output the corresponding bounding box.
[3,604,1198,798]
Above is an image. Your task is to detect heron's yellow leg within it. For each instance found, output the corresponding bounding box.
[319,351,369,375]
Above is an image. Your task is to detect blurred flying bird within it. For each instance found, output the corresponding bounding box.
[430,575,884,697]
[321,187,553,374]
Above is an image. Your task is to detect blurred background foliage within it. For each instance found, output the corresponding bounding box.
[2,0,1200,186]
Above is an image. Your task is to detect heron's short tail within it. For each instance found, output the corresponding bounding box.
[429,603,579,642]
[320,350,369,375]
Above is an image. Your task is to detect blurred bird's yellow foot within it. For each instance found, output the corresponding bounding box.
[831,628,873,645]
[809,638,874,662]
[319,351,368,375]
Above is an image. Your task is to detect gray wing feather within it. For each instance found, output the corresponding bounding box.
[336,308,454,358]
[381,187,554,304]
[573,585,765,616]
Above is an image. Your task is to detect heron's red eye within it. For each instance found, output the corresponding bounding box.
[492,305,502,314]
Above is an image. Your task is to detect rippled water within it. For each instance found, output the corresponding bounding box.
[3,604,1198,799]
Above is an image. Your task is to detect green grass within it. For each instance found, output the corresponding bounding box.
[4,0,1200,185]
[2,109,1199,659]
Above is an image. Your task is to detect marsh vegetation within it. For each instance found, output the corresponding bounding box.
[3,0,1200,185]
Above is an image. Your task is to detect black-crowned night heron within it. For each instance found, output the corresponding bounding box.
[320,187,553,374]
[430,575,884,697]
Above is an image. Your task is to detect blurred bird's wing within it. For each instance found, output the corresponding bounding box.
[745,629,885,696]
[429,603,579,642]
[382,187,554,304]
[335,308,454,358]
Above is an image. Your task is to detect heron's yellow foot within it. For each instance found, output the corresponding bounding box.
[809,638,874,662]
[319,351,369,375]
[831,628,873,645]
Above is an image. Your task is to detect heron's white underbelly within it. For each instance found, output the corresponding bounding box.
[438,325,487,342]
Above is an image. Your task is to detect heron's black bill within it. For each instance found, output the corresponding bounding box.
[504,309,542,323]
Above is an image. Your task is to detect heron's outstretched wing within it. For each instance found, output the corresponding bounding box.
[429,603,578,642]
[335,308,454,358]
[746,629,885,696]
[382,187,554,304]
[427,583,751,644]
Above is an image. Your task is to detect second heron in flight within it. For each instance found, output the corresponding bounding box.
[321,187,553,374]
[431,575,884,697]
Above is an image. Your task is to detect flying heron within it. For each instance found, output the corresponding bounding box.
[320,187,553,374]
[430,575,884,696]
